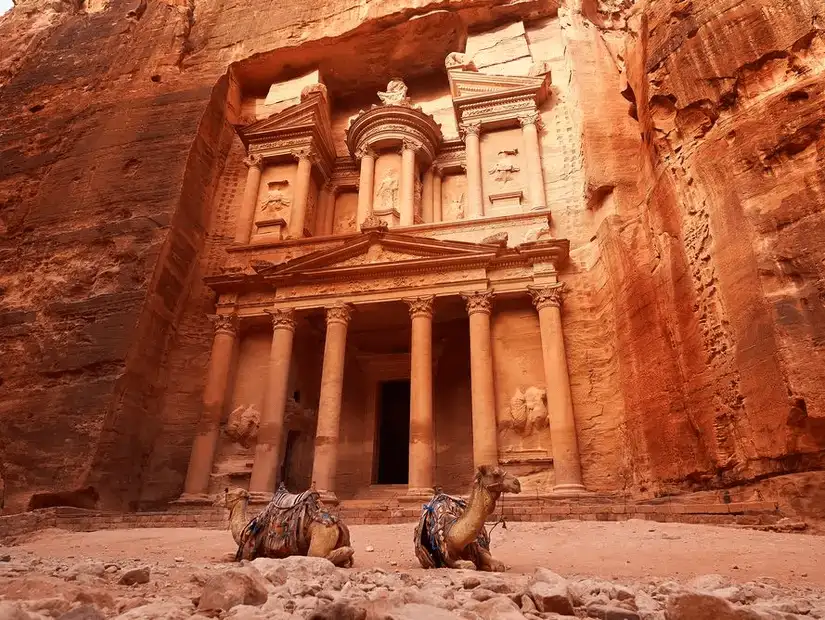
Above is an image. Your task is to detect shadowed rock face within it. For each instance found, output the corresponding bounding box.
[27,486,99,510]
[0,0,823,516]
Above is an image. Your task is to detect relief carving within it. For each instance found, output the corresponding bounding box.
[505,387,549,435]
[488,149,520,184]
[445,52,477,72]
[378,78,411,107]
[225,404,260,448]
[260,180,291,216]
[243,153,263,169]
[448,192,465,220]
[376,169,399,213]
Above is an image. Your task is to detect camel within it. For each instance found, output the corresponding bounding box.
[216,485,354,568]
[414,465,521,571]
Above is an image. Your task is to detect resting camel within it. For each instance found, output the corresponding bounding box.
[414,465,521,571]
[217,484,354,567]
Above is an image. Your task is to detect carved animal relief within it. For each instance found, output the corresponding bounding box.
[488,149,520,184]
[378,78,411,106]
[260,180,291,215]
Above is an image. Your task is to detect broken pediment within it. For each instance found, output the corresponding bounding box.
[447,70,550,102]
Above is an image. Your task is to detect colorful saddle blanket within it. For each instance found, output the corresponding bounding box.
[235,484,338,561]
[413,492,491,569]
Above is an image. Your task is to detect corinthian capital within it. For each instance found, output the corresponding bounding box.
[404,296,434,319]
[518,111,541,128]
[401,138,423,153]
[291,146,316,162]
[208,313,239,336]
[243,153,263,169]
[355,145,377,161]
[325,303,353,326]
[459,120,481,139]
[529,283,565,310]
[266,308,297,332]
[461,291,494,316]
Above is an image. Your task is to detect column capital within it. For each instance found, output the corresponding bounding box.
[243,153,263,170]
[518,110,542,129]
[355,145,377,160]
[291,146,317,163]
[459,120,482,139]
[461,291,494,316]
[431,163,443,177]
[325,303,353,326]
[529,283,565,310]
[208,313,239,336]
[404,296,435,319]
[401,138,423,153]
[266,308,297,331]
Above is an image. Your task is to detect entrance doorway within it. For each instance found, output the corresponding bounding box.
[374,379,410,484]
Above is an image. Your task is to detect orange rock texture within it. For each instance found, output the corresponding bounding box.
[0,0,823,515]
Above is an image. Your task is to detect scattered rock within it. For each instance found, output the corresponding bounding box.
[464,576,482,590]
[0,554,11,562]
[197,568,269,613]
[112,598,194,620]
[65,562,106,580]
[0,601,39,620]
[471,588,496,602]
[366,546,375,552]
[23,597,72,617]
[385,603,461,620]
[586,603,641,620]
[308,601,368,620]
[527,569,574,616]
[58,604,106,620]
[689,574,731,592]
[118,567,150,586]
[249,556,334,581]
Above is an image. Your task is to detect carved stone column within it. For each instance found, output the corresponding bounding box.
[432,166,443,223]
[320,182,338,236]
[400,139,418,227]
[421,166,434,223]
[182,314,238,497]
[311,304,352,502]
[405,296,435,495]
[249,309,297,494]
[529,284,585,494]
[462,291,498,468]
[288,147,314,238]
[235,154,263,244]
[356,146,376,228]
[519,111,546,210]
[461,121,484,219]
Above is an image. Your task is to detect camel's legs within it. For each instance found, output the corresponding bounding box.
[476,547,505,572]
[445,557,477,570]
[308,523,354,567]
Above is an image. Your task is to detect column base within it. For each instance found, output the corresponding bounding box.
[551,483,587,496]
[317,490,339,505]
[399,487,435,503]
[173,493,213,506]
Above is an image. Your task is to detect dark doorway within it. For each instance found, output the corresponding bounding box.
[280,430,302,490]
[375,380,410,484]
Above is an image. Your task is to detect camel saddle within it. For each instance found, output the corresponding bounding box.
[272,483,317,509]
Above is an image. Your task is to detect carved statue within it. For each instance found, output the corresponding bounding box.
[488,149,520,184]
[450,192,465,220]
[414,466,521,571]
[507,387,549,435]
[216,485,354,567]
[260,180,291,215]
[445,52,477,72]
[225,404,260,447]
[376,169,399,212]
[378,78,410,106]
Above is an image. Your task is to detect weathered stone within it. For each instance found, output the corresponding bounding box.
[385,604,461,620]
[197,568,268,613]
[112,597,194,620]
[58,604,106,620]
[308,601,368,620]
[118,567,150,586]
[586,603,641,620]
[527,569,574,615]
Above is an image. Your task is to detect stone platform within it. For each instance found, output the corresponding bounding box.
[0,497,783,543]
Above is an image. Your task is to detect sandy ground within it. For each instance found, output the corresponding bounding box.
[12,520,825,587]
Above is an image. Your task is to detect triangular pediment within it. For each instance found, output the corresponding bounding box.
[270,232,499,278]
[447,70,549,101]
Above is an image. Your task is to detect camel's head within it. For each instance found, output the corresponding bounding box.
[214,487,250,509]
[475,465,521,495]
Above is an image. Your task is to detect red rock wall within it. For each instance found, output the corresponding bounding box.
[1,0,823,514]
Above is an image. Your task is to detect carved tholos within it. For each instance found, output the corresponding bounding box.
[182,314,238,496]
[311,304,353,502]
[529,284,585,494]
[462,291,499,468]
[249,309,297,494]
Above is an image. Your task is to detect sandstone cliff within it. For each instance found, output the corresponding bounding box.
[0,0,822,515]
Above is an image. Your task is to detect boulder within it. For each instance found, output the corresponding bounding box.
[249,556,334,581]
[688,575,732,592]
[308,601,368,620]
[472,596,529,620]
[112,598,194,620]
[197,568,268,613]
[527,569,574,615]
[665,591,798,620]
[118,567,150,586]
[384,603,462,620]
[65,562,105,580]
[0,601,40,620]
[58,604,106,620]
[586,603,641,620]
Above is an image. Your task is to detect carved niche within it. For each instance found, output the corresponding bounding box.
[488,149,520,184]
[375,169,399,216]
[504,386,549,436]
